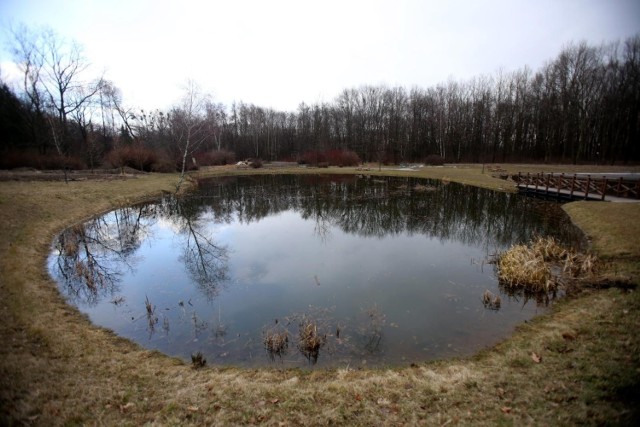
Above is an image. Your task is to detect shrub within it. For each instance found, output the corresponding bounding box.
[341,150,361,167]
[0,150,86,170]
[381,151,398,165]
[299,151,327,165]
[0,151,29,169]
[250,159,263,169]
[151,158,177,173]
[177,157,199,172]
[194,150,236,166]
[106,145,157,172]
[44,155,85,170]
[326,149,361,167]
[300,149,360,167]
[424,154,445,166]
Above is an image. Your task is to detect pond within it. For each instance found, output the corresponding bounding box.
[48,174,583,368]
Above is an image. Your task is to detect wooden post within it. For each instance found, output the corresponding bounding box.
[600,178,607,201]
[570,175,576,198]
[545,173,550,196]
[585,175,591,200]
[617,177,623,197]
[557,173,563,198]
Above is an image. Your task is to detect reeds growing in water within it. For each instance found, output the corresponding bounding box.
[263,326,289,361]
[481,290,501,310]
[297,320,327,364]
[497,236,597,293]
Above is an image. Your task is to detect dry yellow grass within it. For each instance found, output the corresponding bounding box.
[497,236,599,293]
[1,166,639,425]
[498,241,555,292]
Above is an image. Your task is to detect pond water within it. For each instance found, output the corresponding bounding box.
[48,174,583,368]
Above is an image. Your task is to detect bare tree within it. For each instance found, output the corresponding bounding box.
[9,24,48,153]
[170,80,210,190]
[204,100,225,151]
[99,80,135,143]
[39,30,103,132]
[9,24,104,167]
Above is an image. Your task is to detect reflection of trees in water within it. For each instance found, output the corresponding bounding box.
[52,204,154,306]
[158,197,230,302]
[190,175,584,250]
[182,223,229,300]
[356,305,386,354]
[52,195,231,307]
[52,174,582,322]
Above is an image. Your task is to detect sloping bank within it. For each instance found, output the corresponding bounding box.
[0,168,638,426]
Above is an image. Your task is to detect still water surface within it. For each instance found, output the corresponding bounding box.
[49,175,582,367]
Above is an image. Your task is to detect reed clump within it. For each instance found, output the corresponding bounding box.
[497,236,597,292]
[263,327,289,361]
[191,351,206,369]
[298,320,327,364]
[481,290,501,310]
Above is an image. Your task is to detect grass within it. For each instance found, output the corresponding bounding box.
[0,165,639,425]
[497,236,599,293]
[564,201,640,280]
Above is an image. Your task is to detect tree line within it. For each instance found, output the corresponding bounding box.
[2,25,639,171]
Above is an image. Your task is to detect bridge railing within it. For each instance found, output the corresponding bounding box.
[514,173,639,200]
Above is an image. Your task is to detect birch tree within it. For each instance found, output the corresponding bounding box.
[170,80,210,190]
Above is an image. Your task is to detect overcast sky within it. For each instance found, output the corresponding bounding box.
[1,0,639,112]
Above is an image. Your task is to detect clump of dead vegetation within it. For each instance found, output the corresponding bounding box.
[144,295,159,336]
[191,351,206,369]
[481,290,501,310]
[297,319,327,364]
[263,324,289,361]
[496,236,597,293]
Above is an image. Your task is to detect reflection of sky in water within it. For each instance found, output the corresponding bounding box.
[49,175,579,368]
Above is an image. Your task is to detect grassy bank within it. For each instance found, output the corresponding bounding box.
[1,165,638,425]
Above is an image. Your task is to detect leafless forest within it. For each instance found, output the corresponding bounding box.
[2,25,639,172]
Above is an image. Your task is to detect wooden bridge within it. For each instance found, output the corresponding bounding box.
[514,172,640,202]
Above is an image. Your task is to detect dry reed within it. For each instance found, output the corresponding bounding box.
[497,236,597,293]
[481,290,502,310]
[263,327,289,361]
[191,351,206,368]
[298,320,327,364]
